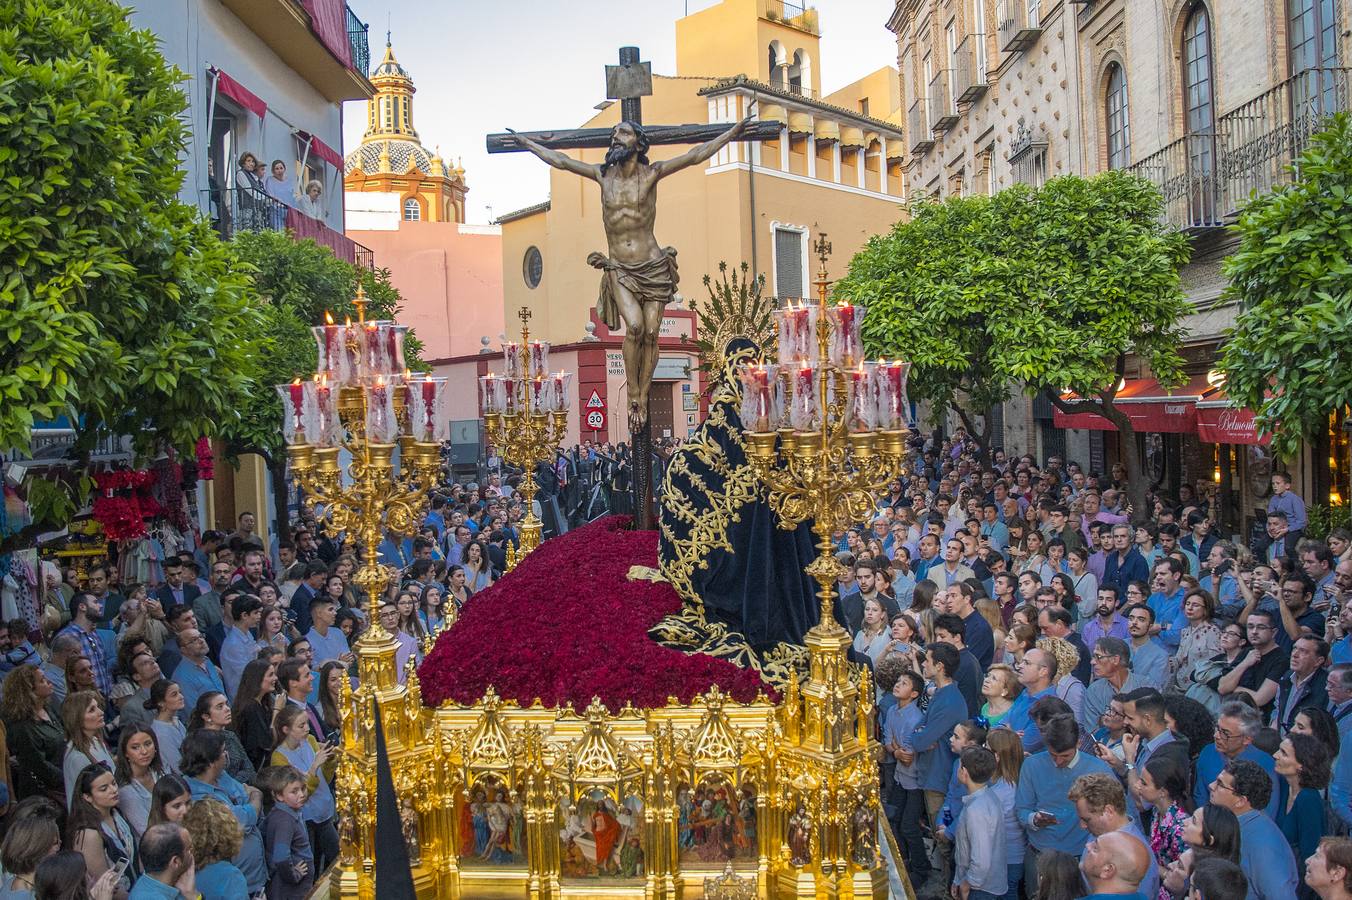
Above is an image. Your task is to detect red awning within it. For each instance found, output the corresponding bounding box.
[1197,395,1271,446]
[210,68,267,120]
[297,132,344,169]
[1052,374,1212,434]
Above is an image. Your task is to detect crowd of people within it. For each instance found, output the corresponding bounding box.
[0,476,514,899]
[845,429,1352,900]
[211,152,327,237]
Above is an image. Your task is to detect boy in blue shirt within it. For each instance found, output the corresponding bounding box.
[883,669,928,885]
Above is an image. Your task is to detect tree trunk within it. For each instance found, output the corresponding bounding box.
[269,455,291,544]
[1045,388,1148,518]
[953,405,992,464]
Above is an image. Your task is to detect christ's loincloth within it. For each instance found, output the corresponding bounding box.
[587,247,679,331]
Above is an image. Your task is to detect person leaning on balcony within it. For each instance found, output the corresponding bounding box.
[296,180,325,220]
[235,151,269,231]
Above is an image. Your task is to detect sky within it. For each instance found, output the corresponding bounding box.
[341,0,899,224]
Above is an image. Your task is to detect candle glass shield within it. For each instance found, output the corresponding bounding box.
[409,377,449,443]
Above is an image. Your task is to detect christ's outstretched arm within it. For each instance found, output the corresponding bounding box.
[504,128,601,181]
[651,106,756,178]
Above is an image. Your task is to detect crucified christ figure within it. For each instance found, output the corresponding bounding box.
[507,110,753,430]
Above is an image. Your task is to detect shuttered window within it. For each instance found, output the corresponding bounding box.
[773,227,804,301]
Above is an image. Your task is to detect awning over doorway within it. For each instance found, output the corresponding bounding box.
[1197,397,1272,446]
[1052,374,1211,434]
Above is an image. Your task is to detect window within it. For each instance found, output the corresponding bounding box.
[1289,0,1341,113]
[859,98,870,116]
[948,168,965,197]
[382,97,393,131]
[1182,2,1217,223]
[523,246,543,289]
[768,43,783,86]
[772,226,805,300]
[973,0,988,80]
[1105,63,1130,169]
[403,197,421,221]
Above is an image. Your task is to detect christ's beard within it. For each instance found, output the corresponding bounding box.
[604,143,636,170]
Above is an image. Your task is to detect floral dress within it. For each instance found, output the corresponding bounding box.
[1151,803,1188,900]
[1168,620,1222,693]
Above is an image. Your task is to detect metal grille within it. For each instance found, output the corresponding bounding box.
[773,228,804,300]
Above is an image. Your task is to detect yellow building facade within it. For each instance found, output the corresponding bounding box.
[345,41,468,223]
[498,0,908,354]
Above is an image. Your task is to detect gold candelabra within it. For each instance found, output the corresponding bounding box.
[740,233,907,896]
[479,307,572,571]
[280,285,445,651]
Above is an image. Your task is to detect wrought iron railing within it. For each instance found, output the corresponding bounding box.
[761,0,819,34]
[202,188,291,240]
[929,69,957,131]
[1219,67,1350,212]
[354,242,375,271]
[346,5,370,76]
[997,0,1041,53]
[1126,67,1351,230]
[954,33,989,103]
[908,98,933,153]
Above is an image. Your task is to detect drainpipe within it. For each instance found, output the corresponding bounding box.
[749,89,759,279]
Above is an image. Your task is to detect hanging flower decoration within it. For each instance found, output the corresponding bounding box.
[418,516,771,710]
[91,470,161,541]
[195,437,215,481]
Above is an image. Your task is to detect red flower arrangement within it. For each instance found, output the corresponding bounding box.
[418,516,772,711]
[91,469,161,541]
[195,437,215,481]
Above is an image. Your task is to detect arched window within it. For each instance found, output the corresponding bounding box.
[1182,2,1217,223]
[1105,63,1130,170]
[767,42,784,87]
[403,198,421,221]
[788,49,810,96]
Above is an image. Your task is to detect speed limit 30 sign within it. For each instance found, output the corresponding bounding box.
[585,409,606,431]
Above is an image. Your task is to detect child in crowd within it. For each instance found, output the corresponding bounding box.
[952,746,1008,900]
[259,765,315,900]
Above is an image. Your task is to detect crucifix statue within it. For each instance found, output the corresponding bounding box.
[489,46,780,529]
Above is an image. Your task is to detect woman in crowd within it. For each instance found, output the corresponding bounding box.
[1137,756,1193,884]
[1003,622,1038,666]
[980,663,1022,729]
[463,541,494,593]
[1124,580,1151,611]
[184,798,248,900]
[1067,546,1098,622]
[113,728,164,834]
[316,660,347,749]
[145,679,187,773]
[1329,527,1352,564]
[146,774,192,830]
[62,692,113,808]
[65,656,100,701]
[1049,574,1077,618]
[1012,530,1049,577]
[880,612,920,666]
[853,598,891,666]
[1162,696,1214,767]
[179,729,267,896]
[269,705,339,872]
[233,659,281,773]
[235,151,269,231]
[1168,590,1222,693]
[1043,637,1084,722]
[395,590,428,645]
[419,583,448,633]
[258,606,289,654]
[32,851,119,900]
[1034,848,1086,900]
[187,691,256,785]
[986,727,1026,898]
[1041,539,1071,586]
[67,765,136,898]
[323,574,348,615]
[445,565,472,612]
[1,666,65,803]
[1183,803,1241,865]
[0,801,61,898]
[1292,707,1341,762]
[909,580,938,615]
[264,159,294,227]
[1274,732,1332,894]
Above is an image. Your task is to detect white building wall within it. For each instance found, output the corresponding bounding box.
[126,0,349,233]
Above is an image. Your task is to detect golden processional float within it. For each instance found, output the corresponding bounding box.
[279,240,915,899]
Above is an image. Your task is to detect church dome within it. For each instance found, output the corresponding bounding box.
[345,139,434,176]
[371,42,410,80]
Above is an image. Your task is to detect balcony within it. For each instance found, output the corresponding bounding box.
[929,69,958,132]
[908,98,934,153]
[954,33,989,103]
[219,0,374,102]
[761,0,820,35]
[1126,67,1350,231]
[203,189,373,268]
[997,0,1042,54]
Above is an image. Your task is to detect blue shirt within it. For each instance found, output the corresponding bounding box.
[195,860,248,900]
[186,772,267,892]
[127,877,187,900]
[884,701,925,790]
[1128,638,1169,690]
[1238,809,1299,900]
[1103,548,1149,593]
[305,625,350,667]
[1330,702,1352,831]
[56,623,112,696]
[1006,685,1056,752]
[1147,587,1188,651]
[220,626,262,701]
[172,657,224,722]
[1193,743,1279,817]
[908,682,966,792]
[1015,751,1116,854]
[1268,491,1307,532]
[1330,636,1352,665]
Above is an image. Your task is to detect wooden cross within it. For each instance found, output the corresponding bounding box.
[486,46,782,154]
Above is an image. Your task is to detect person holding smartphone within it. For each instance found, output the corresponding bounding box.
[269,705,338,874]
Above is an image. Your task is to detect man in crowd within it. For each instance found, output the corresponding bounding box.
[1210,759,1299,899]
[1079,830,1151,900]
[1274,635,1330,735]
[1080,637,1142,738]
[1069,772,1159,899]
[1193,700,1278,815]
[1218,608,1289,719]
[128,823,196,899]
[57,592,112,696]
[1083,585,1131,649]
[1103,525,1148,594]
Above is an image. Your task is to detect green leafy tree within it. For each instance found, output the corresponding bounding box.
[0,0,265,551]
[1219,113,1352,461]
[224,231,421,537]
[840,171,1191,512]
